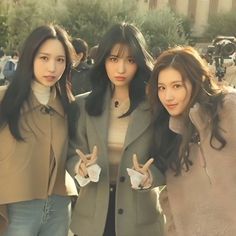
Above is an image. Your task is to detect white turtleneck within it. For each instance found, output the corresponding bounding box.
[31,80,51,105]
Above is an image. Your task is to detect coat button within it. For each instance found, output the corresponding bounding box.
[118,208,124,214]
[119,176,125,182]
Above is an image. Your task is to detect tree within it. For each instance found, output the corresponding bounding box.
[6,0,41,50]
[5,0,66,51]
[60,0,139,47]
[138,7,189,53]
[0,14,8,49]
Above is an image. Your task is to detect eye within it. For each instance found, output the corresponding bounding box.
[57,57,65,63]
[158,85,165,91]
[173,83,183,89]
[128,58,136,64]
[40,56,48,61]
[108,56,118,62]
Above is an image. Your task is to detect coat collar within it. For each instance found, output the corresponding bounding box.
[22,87,65,117]
[90,87,152,150]
[169,102,209,134]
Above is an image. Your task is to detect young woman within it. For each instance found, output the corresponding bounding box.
[148,46,236,236]
[67,22,165,236]
[0,24,79,236]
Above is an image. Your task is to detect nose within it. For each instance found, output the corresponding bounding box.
[48,60,56,72]
[165,89,174,101]
[117,60,126,74]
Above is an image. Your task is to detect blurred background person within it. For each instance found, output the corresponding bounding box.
[0,48,9,85]
[71,37,91,95]
[2,50,19,84]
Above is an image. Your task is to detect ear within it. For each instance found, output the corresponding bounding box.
[77,52,84,62]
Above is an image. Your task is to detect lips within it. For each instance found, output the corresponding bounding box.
[44,76,56,81]
[115,76,126,81]
[166,104,178,109]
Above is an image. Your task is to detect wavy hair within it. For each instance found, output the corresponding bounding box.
[148,46,226,175]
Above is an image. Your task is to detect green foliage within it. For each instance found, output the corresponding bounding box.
[2,0,189,54]
[5,0,65,51]
[204,11,236,40]
[0,14,8,48]
[6,0,41,51]
[60,0,139,47]
[60,0,109,47]
[138,8,189,52]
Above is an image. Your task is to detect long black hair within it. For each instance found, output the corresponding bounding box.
[0,24,79,140]
[85,22,154,116]
[148,46,226,175]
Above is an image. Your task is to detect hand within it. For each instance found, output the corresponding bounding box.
[132,154,153,189]
[76,146,98,178]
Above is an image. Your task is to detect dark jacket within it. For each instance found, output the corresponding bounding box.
[71,61,91,95]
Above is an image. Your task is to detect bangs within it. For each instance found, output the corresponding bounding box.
[112,43,133,58]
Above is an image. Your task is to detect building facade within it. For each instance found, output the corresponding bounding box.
[136,0,236,36]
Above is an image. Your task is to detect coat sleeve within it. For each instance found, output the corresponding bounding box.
[66,94,89,176]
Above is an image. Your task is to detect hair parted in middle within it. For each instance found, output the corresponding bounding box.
[0,24,78,140]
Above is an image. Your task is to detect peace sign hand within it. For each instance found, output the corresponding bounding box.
[127,154,153,190]
[76,146,98,178]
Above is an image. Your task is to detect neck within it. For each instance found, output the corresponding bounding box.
[112,86,129,102]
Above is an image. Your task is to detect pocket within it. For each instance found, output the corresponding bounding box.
[136,188,161,225]
[75,183,97,217]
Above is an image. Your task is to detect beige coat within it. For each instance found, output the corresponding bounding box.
[0,87,77,233]
[67,90,165,236]
[160,91,236,236]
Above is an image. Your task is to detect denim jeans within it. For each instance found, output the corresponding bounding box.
[3,195,71,236]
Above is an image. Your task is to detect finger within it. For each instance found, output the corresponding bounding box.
[141,169,153,188]
[76,149,88,164]
[91,145,98,162]
[140,174,149,186]
[79,162,88,177]
[142,158,154,172]
[132,154,141,171]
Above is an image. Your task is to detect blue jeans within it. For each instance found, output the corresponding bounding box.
[3,195,71,236]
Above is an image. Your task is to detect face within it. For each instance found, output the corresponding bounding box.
[105,43,138,89]
[157,67,192,117]
[33,39,66,87]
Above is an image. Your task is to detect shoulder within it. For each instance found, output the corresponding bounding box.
[137,97,151,111]
[220,88,236,112]
[222,88,236,103]
[218,88,236,122]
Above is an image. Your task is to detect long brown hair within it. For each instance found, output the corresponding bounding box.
[148,46,226,175]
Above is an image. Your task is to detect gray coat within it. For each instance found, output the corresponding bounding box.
[67,89,165,236]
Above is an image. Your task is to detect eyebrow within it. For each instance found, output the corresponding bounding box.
[38,52,65,57]
[158,80,183,85]
[109,54,134,58]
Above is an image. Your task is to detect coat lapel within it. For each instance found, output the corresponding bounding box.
[89,88,152,151]
[123,100,152,150]
[89,89,111,149]
[22,87,65,117]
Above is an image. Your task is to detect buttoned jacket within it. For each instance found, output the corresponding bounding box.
[0,87,77,233]
[67,89,165,236]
